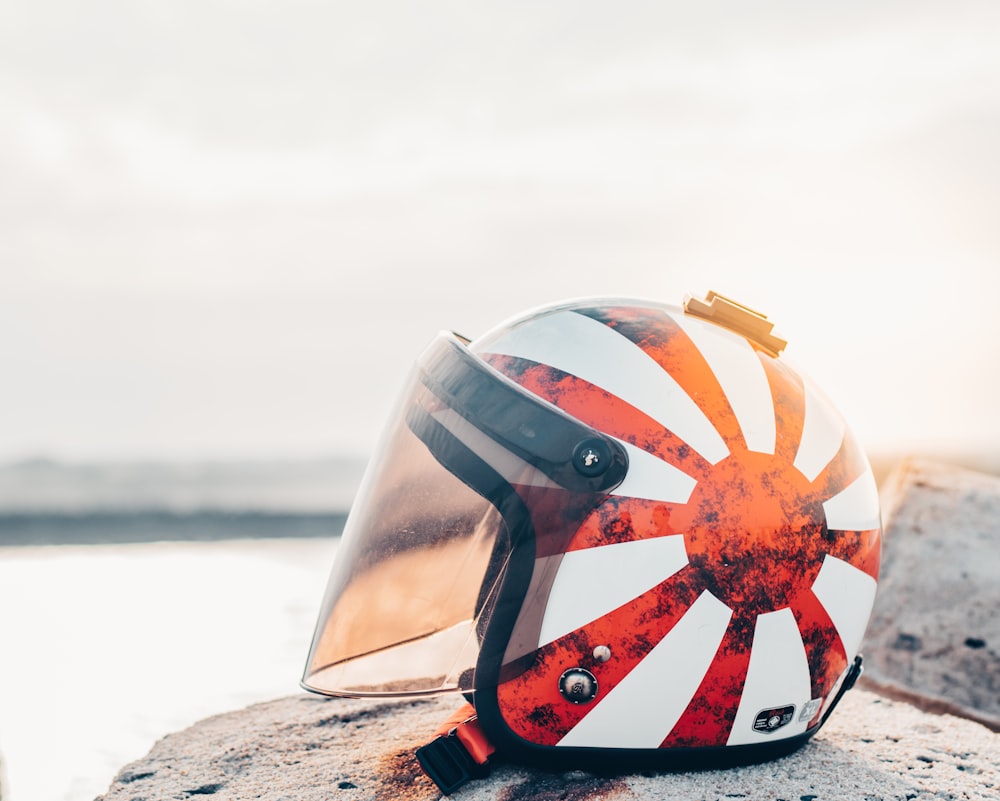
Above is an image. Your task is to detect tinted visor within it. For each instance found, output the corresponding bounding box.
[301,332,626,697]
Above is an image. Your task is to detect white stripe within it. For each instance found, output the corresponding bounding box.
[537,536,689,648]
[557,591,731,748]
[823,467,881,531]
[812,555,878,660]
[482,310,730,464]
[431,409,560,489]
[793,379,845,482]
[726,608,813,745]
[611,440,698,503]
[673,313,776,455]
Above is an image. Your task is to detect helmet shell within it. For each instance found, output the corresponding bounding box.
[468,297,880,761]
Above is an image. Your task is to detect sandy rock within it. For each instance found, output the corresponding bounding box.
[96,690,998,801]
[861,459,1000,729]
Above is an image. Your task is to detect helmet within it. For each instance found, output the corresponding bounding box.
[302,292,881,780]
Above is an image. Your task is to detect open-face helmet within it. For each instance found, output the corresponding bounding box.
[302,292,881,791]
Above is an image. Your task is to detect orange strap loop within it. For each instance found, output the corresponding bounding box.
[416,703,497,795]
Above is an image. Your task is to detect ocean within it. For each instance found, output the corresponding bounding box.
[0,459,364,801]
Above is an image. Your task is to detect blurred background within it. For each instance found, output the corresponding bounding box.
[2,1,1000,799]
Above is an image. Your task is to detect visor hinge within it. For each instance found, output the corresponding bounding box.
[415,704,496,795]
[683,291,788,356]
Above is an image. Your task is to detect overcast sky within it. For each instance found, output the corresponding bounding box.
[3,1,1000,464]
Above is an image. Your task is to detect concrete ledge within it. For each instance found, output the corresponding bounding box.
[97,690,999,800]
[862,459,1000,730]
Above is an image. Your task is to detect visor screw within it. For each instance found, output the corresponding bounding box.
[592,645,612,663]
[573,439,611,477]
[558,668,599,704]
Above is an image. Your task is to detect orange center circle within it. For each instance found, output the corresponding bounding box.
[676,451,828,612]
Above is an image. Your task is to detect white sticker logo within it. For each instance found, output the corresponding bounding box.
[799,697,823,721]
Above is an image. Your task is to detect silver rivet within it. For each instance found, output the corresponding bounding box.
[558,668,599,704]
[573,439,611,477]
[592,645,612,663]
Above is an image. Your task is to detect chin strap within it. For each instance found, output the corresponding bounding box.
[415,703,496,795]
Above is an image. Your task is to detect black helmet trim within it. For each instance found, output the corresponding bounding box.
[417,333,628,495]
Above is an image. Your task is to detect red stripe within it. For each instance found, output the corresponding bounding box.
[810,432,871,504]
[759,355,805,464]
[824,528,881,582]
[659,611,754,747]
[496,564,705,746]
[577,306,748,452]
[790,588,849,728]
[560,495,685,554]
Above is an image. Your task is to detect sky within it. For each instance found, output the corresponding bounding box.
[3,1,1000,467]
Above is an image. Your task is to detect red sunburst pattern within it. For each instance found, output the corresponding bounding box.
[481,305,881,748]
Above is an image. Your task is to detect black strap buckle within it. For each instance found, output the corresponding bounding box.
[818,654,864,729]
[842,653,864,691]
[415,730,491,796]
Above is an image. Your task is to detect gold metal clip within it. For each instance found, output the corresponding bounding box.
[683,291,787,356]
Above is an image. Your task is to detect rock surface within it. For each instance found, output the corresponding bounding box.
[97,690,998,801]
[862,459,1000,730]
[98,459,1000,801]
